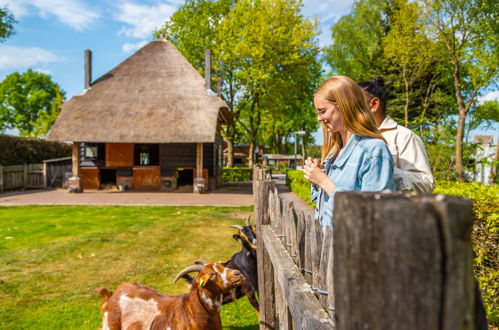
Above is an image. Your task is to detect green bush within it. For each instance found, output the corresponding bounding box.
[0,134,71,166]
[222,167,252,182]
[435,181,498,325]
[286,169,314,206]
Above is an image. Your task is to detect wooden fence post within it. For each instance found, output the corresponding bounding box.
[333,192,478,330]
[42,162,47,189]
[0,165,3,193]
[254,179,276,330]
[23,164,28,190]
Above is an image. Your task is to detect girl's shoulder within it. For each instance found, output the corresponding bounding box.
[356,136,392,157]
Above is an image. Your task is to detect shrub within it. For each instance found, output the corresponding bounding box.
[286,169,313,206]
[221,167,252,182]
[435,181,498,325]
[0,134,71,166]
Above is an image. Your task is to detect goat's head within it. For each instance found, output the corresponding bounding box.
[173,262,245,294]
[230,216,257,252]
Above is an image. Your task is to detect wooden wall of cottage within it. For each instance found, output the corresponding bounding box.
[77,136,223,191]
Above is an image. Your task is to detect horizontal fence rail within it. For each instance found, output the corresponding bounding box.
[253,167,484,330]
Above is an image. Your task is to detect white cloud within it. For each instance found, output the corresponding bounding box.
[0,0,99,31]
[34,68,51,75]
[122,40,149,53]
[114,1,177,39]
[477,91,499,104]
[0,46,62,70]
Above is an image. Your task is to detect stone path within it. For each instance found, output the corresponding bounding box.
[0,183,253,207]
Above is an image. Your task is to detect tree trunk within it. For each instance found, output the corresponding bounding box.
[455,110,466,181]
[227,138,234,168]
[249,141,255,168]
[490,134,499,185]
[403,70,410,127]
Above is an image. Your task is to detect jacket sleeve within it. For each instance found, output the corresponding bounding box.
[394,132,435,193]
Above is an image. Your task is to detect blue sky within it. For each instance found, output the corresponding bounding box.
[0,0,496,144]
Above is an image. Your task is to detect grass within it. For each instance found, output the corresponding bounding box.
[0,205,258,329]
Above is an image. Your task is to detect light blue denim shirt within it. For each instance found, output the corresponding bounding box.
[311,134,395,230]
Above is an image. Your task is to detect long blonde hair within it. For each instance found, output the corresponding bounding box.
[315,75,385,163]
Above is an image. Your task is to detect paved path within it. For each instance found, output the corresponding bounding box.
[0,184,254,207]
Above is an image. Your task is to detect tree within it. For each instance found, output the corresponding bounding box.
[324,0,393,81]
[383,0,438,126]
[217,0,321,166]
[0,5,16,42]
[421,0,499,180]
[0,70,66,137]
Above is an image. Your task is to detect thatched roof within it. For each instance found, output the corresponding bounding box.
[48,38,231,143]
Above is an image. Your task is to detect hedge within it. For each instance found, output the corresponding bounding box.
[0,134,71,166]
[434,181,498,325]
[221,167,252,182]
[286,169,313,206]
[286,169,498,325]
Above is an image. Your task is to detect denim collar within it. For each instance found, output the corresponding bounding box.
[331,134,361,168]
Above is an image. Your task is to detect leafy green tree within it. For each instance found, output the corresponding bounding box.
[0,70,65,137]
[0,5,16,42]
[324,0,393,81]
[421,0,499,180]
[383,0,438,127]
[218,0,320,166]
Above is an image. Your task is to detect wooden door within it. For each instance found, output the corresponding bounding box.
[106,143,133,167]
[132,166,160,190]
[80,168,99,189]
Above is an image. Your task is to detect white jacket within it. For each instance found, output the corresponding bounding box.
[380,116,435,193]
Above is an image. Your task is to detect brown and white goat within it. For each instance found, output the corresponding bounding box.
[98,262,244,330]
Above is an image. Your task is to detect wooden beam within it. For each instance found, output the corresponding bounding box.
[261,225,334,329]
[72,142,80,177]
[196,143,203,179]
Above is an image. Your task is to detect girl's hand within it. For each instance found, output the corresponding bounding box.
[303,157,336,195]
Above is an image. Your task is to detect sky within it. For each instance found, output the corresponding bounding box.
[0,0,497,144]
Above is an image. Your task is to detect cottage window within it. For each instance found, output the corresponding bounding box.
[134,144,159,166]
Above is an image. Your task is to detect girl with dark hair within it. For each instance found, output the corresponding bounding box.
[303,75,395,230]
[358,77,434,193]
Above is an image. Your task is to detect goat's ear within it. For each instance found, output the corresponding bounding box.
[197,274,210,287]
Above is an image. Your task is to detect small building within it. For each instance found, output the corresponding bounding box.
[468,135,498,185]
[48,38,232,192]
[223,144,265,167]
[263,154,304,169]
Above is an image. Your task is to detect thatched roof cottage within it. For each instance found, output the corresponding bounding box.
[48,38,232,192]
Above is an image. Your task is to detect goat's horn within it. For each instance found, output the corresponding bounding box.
[245,215,251,226]
[172,265,203,283]
[194,259,208,265]
[229,225,244,230]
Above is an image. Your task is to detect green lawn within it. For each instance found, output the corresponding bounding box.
[0,205,258,329]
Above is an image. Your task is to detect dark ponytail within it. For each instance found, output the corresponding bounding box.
[358,77,390,111]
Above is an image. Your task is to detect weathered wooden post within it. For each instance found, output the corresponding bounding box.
[0,165,3,193]
[254,177,276,329]
[42,162,48,189]
[334,192,479,330]
[23,164,28,190]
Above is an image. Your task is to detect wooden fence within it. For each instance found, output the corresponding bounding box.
[254,169,484,329]
[0,164,46,192]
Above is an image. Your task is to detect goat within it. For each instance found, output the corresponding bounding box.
[98,262,244,330]
[183,216,259,314]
